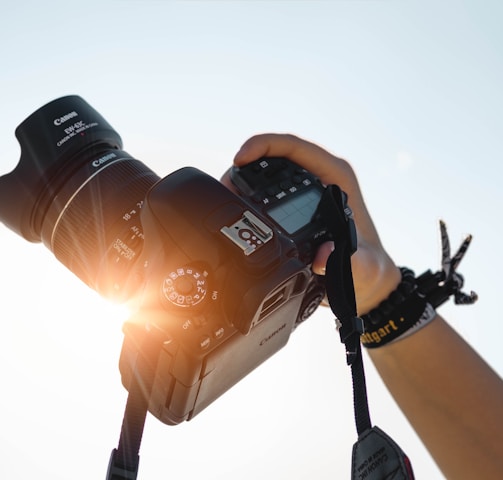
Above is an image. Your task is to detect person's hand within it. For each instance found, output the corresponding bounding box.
[222,133,401,315]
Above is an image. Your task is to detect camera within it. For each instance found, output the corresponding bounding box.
[0,95,334,426]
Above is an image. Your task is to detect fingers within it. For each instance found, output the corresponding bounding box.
[234,133,381,246]
[312,241,334,275]
[234,134,358,197]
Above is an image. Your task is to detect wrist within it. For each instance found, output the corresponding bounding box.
[355,259,402,316]
[360,267,437,348]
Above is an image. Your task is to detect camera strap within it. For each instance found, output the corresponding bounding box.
[106,332,161,480]
[318,185,415,480]
[105,184,415,480]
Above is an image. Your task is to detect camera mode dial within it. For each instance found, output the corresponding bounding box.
[162,266,208,308]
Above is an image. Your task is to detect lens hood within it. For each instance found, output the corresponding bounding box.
[0,95,122,241]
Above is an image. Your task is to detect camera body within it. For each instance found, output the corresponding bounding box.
[0,96,333,426]
[119,160,330,425]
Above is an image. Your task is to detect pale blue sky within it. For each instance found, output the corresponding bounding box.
[0,1,501,479]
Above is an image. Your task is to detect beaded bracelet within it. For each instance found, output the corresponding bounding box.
[360,267,437,348]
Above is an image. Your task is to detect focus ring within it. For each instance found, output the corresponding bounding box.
[42,153,159,299]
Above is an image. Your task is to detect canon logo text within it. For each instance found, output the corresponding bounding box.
[54,111,78,126]
[259,323,286,346]
[92,153,117,168]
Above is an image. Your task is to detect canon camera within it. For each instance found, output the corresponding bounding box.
[0,96,338,425]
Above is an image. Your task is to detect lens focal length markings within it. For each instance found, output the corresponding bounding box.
[110,202,145,275]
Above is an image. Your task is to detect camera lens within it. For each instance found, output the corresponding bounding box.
[0,96,160,301]
[40,148,159,300]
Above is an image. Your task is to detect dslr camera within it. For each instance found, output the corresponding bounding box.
[0,96,338,426]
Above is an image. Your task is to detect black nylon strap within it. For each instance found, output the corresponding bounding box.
[318,186,415,478]
[317,185,371,435]
[106,333,160,480]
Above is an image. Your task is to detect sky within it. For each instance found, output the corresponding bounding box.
[0,1,502,478]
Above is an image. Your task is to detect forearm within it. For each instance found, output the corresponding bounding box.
[367,315,503,479]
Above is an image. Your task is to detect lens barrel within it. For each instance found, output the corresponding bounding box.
[42,149,159,299]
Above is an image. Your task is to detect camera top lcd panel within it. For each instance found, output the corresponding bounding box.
[230,157,331,264]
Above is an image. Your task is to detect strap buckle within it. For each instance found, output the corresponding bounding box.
[106,448,139,480]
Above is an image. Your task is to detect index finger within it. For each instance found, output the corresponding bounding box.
[234,133,361,201]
